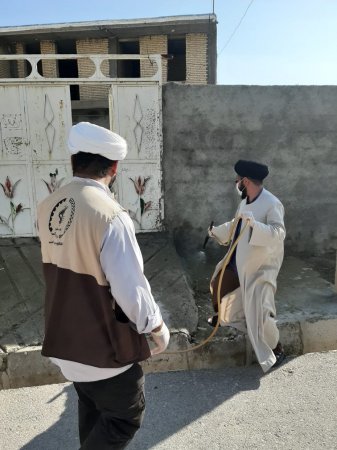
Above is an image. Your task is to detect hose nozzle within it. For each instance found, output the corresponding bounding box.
[203,221,214,249]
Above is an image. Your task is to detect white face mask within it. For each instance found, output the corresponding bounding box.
[236,180,247,198]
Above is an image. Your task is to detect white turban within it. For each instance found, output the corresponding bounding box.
[68,122,127,161]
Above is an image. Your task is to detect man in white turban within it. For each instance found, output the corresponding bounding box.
[37,122,170,449]
[208,160,286,373]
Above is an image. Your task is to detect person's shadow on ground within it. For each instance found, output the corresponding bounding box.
[21,383,79,450]
[21,365,261,450]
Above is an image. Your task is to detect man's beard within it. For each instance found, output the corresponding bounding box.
[108,174,117,191]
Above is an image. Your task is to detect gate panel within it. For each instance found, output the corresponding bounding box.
[0,85,72,237]
[110,83,163,232]
[25,87,71,161]
[116,162,162,231]
[0,86,29,163]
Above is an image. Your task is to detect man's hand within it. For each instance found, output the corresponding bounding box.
[207,220,214,238]
[240,211,255,227]
[150,322,170,355]
[208,226,214,237]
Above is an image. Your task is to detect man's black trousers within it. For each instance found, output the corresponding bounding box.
[73,363,145,449]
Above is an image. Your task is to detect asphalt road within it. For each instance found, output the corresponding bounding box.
[0,351,336,450]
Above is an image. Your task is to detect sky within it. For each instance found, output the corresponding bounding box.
[1,0,337,85]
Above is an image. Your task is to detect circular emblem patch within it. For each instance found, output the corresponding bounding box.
[48,197,75,240]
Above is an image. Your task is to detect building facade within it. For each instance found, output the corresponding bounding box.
[0,15,217,237]
[0,14,217,104]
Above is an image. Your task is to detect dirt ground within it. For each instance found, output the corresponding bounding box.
[176,242,336,338]
[290,250,335,284]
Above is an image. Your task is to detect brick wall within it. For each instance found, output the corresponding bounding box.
[139,35,167,83]
[40,40,58,78]
[76,38,109,100]
[186,33,208,85]
[0,44,10,79]
[15,42,26,78]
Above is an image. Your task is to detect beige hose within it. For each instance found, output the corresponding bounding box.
[164,220,249,354]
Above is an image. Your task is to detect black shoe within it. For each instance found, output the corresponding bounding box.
[273,342,286,367]
[207,315,218,327]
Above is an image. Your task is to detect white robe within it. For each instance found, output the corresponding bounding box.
[211,188,286,372]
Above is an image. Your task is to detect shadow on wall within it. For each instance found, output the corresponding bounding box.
[173,226,228,293]
[21,368,261,450]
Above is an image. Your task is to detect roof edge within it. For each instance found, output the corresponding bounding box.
[0,14,217,34]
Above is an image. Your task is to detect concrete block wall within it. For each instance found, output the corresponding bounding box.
[140,35,167,83]
[0,44,10,78]
[162,84,337,254]
[76,38,109,100]
[15,42,26,78]
[40,40,58,78]
[186,33,208,84]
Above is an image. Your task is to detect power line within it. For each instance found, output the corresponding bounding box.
[218,0,255,57]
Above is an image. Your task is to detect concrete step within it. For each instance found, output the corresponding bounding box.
[1,313,337,390]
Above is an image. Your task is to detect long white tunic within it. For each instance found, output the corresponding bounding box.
[211,188,286,372]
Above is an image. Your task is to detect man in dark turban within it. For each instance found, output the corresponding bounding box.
[208,160,285,372]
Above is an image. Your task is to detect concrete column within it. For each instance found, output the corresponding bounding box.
[108,37,118,78]
[207,28,217,84]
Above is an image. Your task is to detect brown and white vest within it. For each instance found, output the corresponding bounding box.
[37,179,150,368]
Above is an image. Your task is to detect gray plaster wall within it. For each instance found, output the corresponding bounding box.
[162,84,337,254]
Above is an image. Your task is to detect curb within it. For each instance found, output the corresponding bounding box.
[1,317,337,390]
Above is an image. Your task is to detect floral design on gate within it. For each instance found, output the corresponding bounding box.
[42,168,65,194]
[128,176,152,229]
[0,176,27,234]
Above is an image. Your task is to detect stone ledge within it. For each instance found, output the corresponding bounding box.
[0,346,66,390]
[2,317,337,390]
[300,318,337,353]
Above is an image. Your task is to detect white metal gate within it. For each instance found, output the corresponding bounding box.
[0,53,163,236]
[110,83,163,232]
[0,85,72,236]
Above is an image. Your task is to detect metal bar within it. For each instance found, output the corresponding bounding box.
[0,54,162,60]
[0,78,160,85]
[0,54,162,84]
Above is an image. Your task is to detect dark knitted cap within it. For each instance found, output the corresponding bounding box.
[234,160,269,181]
